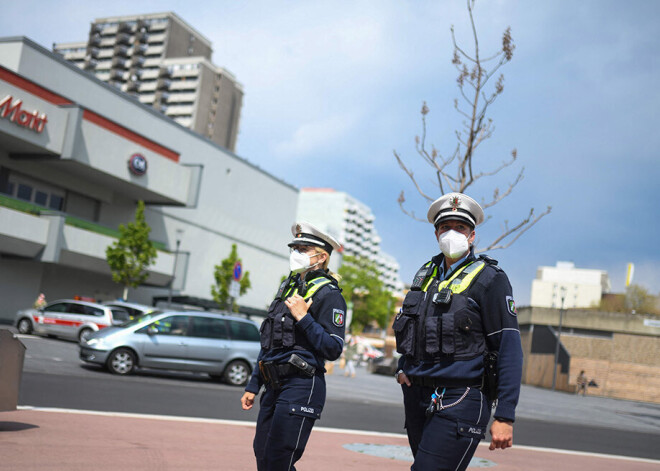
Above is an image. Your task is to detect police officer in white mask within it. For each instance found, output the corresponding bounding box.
[241,222,347,471]
[394,193,523,471]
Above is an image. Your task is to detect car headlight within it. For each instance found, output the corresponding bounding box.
[85,338,105,348]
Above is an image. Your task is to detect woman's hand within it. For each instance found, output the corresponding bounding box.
[241,392,256,410]
[285,294,313,321]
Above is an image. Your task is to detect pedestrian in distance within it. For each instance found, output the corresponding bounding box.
[576,370,588,396]
[241,222,347,471]
[394,192,524,471]
[343,335,358,378]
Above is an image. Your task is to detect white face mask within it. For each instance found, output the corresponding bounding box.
[289,249,322,274]
[438,230,470,259]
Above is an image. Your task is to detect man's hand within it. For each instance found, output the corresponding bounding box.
[241,392,256,410]
[395,370,411,387]
[285,294,313,321]
[489,420,513,450]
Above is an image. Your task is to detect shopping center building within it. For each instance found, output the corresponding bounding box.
[0,36,297,323]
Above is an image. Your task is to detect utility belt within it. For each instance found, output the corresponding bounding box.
[408,376,483,390]
[259,354,316,390]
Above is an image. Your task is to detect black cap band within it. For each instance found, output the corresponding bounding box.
[288,233,333,254]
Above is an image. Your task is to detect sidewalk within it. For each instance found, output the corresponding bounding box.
[1,407,658,470]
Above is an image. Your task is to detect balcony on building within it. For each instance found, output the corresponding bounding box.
[157,78,172,90]
[115,32,132,46]
[113,44,129,57]
[88,34,102,47]
[111,56,129,69]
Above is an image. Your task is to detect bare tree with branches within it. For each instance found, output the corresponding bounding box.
[394,0,550,252]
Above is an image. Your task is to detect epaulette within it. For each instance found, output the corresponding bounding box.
[479,254,502,271]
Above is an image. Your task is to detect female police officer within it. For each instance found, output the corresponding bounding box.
[241,222,346,471]
[394,193,523,471]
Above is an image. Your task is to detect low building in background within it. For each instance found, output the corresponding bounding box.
[518,306,660,404]
[0,36,295,323]
[530,261,611,309]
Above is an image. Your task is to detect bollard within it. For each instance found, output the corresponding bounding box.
[0,328,26,412]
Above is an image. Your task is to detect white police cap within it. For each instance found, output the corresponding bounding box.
[427,192,485,228]
[288,221,341,254]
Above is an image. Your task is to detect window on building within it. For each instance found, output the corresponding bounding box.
[17,183,33,201]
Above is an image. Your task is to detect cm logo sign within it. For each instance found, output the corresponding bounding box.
[128,153,148,176]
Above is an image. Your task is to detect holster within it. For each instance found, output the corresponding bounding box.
[259,361,281,390]
[483,351,499,402]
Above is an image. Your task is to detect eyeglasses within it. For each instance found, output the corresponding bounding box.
[290,246,316,254]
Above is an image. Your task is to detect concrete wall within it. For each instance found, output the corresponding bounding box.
[521,323,660,404]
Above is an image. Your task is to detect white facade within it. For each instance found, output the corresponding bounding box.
[530,261,611,309]
[0,37,296,323]
[296,188,404,295]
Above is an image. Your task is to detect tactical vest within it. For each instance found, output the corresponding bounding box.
[259,275,333,350]
[393,258,489,362]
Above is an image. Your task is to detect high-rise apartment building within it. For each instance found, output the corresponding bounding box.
[297,188,404,295]
[53,12,242,152]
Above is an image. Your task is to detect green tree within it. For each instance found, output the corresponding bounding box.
[105,201,158,300]
[211,244,251,312]
[338,255,395,334]
[625,284,656,314]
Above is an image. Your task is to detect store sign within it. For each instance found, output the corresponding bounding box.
[0,95,48,133]
[128,153,148,176]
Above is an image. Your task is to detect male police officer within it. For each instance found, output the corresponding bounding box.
[394,192,523,471]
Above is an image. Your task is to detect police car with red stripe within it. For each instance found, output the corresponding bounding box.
[15,299,130,342]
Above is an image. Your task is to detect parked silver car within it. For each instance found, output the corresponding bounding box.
[79,311,260,386]
[15,299,130,342]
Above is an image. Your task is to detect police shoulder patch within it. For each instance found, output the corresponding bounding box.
[332,308,345,327]
[506,296,517,316]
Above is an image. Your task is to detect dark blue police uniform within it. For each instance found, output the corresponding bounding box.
[245,269,346,471]
[394,249,523,471]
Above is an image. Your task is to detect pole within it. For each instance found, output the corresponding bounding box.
[552,287,567,391]
[167,236,182,309]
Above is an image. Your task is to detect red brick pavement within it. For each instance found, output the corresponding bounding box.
[0,409,657,470]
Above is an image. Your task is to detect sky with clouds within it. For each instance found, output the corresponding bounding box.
[3,0,658,305]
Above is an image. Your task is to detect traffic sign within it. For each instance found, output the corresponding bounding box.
[233,261,242,281]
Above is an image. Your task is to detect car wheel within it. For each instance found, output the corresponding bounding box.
[78,328,94,343]
[107,348,136,375]
[223,360,250,386]
[17,318,32,335]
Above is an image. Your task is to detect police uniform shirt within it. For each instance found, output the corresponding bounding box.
[245,269,346,394]
[400,250,523,422]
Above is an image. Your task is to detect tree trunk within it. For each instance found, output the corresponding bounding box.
[123,286,129,301]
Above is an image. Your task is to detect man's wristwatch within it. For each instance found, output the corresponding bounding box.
[395,369,404,382]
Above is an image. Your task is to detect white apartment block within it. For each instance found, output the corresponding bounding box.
[530,261,611,309]
[297,188,404,295]
[53,12,242,152]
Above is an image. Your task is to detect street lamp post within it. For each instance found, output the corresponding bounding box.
[167,229,183,309]
[552,286,567,391]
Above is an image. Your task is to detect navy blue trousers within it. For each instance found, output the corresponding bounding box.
[254,374,326,471]
[402,384,491,471]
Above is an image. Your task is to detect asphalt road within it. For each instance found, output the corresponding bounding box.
[14,333,660,460]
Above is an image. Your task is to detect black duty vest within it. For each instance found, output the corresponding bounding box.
[259,275,333,350]
[393,258,489,362]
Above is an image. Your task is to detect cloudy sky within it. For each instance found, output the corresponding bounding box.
[3,1,658,305]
